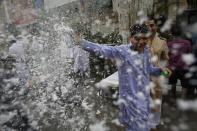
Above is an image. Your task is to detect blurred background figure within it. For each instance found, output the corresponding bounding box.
[167,23,192,99]
[8,36,30,89]
[186,23,197,99]
[72,44,90,78]
[146,15,169,67]
[79,0,85,12]
[145,15,169,131]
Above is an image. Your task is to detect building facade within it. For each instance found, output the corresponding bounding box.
[112,0,154,43]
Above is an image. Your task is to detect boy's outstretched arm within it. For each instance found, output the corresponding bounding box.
[75,33,122,60]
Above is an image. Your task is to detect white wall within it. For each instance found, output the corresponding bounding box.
[44,0,77,9]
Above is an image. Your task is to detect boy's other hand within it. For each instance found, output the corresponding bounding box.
[161,67,172,77]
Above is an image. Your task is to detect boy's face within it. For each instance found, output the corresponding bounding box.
[130,33,148,51]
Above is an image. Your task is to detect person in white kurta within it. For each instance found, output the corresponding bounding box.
[72,45,90,76]
[9,39,30,88]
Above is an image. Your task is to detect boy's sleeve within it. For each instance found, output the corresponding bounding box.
[148,64,162,76]
[81,39,121,60]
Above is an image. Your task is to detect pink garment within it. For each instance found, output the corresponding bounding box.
[167,38,192,70]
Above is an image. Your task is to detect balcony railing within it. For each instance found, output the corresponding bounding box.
[187,0,197,10]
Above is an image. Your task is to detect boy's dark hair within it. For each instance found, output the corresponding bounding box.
[130,24,149,36]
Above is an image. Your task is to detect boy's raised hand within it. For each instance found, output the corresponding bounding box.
[71,22,85,45]
[74,32,83,45]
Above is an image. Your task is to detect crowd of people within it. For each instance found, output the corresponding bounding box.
[3,10,197,131]
[74,14,197,131]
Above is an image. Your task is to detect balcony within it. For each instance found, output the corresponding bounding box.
[187,0,197,10]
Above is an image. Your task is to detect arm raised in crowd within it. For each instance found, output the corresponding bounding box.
[75,33,123,60]
[81,39,123,60]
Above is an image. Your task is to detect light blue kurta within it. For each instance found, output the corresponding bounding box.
[81,39,161,131]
